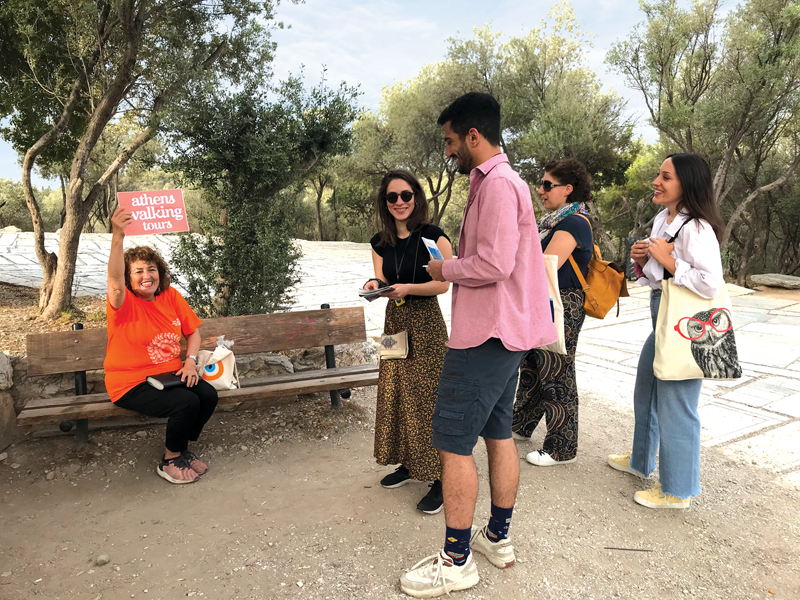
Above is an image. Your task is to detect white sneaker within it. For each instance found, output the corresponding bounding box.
[470,526,516,568]
[511,431,530,442]
[399,550,479,598]
[525,449,577,467]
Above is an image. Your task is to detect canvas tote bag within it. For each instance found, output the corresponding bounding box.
[653,279,742,381]
[198,344,241,390]
[539,254,567,355]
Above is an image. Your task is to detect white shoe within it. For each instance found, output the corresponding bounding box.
[399,550,479,598]
[525,449,577,467]
[511,431,530,442]
[470,526,516,568]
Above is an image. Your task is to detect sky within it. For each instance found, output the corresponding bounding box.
[0,0,655,187]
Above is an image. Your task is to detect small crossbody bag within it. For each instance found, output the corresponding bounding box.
[379,233,421,360]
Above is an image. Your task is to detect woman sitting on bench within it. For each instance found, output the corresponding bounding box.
[104,207,218,484]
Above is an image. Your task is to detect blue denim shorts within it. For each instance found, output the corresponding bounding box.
[432,338,526,456]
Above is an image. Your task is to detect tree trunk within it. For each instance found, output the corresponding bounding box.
[330,189,339,241]
[315,181,325,241]
[39,202,92,318]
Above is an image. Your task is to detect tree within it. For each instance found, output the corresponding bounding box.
[607,0,800,281]
[0,0,279,318]
[341,4,635,256]
[167,78,359,317]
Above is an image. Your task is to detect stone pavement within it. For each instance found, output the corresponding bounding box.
[1,232,799,489]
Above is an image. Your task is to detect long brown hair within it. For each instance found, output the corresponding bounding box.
[667,153,725,243]
[374,170,430,246]
[124,245,171,296]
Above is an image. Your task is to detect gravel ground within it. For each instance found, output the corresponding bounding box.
[1,384,798,600]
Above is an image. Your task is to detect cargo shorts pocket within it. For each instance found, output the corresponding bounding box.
[433,378,480,436]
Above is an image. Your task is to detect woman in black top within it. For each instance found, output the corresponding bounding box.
[363,169,453,514]
[512,158,593,466]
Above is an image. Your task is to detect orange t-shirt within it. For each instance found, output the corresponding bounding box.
[104,286,202,402]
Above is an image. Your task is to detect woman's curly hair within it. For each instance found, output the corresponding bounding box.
[544,158,593,204]
[124,245,171,296]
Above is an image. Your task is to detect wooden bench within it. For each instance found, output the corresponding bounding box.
[18,304,379,442]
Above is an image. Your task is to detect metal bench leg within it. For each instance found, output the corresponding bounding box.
[72,323,90,444]
[321,304,346,409]
[75,419,89,444]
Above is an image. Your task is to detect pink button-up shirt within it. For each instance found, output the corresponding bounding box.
[441,153,557,351]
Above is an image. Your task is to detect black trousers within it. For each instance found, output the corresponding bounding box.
[116,379,219,453]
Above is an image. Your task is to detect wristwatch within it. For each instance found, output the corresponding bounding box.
[187,354,198,363]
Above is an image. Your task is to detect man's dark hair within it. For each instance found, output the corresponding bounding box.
[437,92,501,146]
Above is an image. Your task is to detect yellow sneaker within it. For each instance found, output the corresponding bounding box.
[607,451,637,475]
[634,485,691,509]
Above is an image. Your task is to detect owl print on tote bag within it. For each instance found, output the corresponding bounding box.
[653,280,742,381]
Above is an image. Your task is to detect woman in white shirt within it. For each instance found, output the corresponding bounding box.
[607,153,726,509]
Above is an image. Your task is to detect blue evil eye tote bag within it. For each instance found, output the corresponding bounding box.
[653,280,742,381]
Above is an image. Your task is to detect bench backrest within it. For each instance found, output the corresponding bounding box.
[26,306,367,376]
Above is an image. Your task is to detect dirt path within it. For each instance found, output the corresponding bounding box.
[1,386,798,600]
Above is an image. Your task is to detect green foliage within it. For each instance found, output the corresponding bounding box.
[167,78,359,317]
[607,0,800,278]
[0,179,60,231]
[338,4,636,241]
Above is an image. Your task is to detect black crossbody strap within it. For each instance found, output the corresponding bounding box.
[663,217,692,280]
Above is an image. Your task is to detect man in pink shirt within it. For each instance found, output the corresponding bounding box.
[400,93,556,598]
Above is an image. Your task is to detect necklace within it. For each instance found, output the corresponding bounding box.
[392,232,421,306]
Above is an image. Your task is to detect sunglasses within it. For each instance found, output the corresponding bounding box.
[385,190,414,204]
[541,180,566,192]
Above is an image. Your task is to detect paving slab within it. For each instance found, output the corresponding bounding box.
[699,401,789,446]
[720,421,800,473]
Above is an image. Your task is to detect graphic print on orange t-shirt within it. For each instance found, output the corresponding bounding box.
[147,332,182,364]
[104,287,201,401]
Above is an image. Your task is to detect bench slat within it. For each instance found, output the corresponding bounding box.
[26,306,368,376]
[16,366,379,425]
[21,365,380,411]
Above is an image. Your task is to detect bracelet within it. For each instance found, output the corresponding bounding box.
[364,278,389,288]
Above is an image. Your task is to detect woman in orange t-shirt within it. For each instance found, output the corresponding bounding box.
[105,208,218,484]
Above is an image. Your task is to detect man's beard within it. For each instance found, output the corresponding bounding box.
[453,144,473,175]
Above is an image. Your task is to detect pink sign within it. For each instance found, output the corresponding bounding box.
[116,189,189,236]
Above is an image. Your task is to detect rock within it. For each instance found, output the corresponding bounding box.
[750,273,800,290]
[236,353,293,379]
[0,571,11,577]
[135,431,148,439]
[0,226,21,233]
[0,352,12,390]
[245,557,256,566]
[46,471,56,481]
[0,452,7,462]
[0,391,16,453]
[95,554,110,566]
[10,463,20,469]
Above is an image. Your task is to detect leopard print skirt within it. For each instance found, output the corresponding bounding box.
[374,296,448,482]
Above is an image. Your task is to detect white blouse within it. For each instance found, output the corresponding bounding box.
[636,209,724,300]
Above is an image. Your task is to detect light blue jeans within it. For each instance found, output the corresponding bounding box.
[629,290,703,499]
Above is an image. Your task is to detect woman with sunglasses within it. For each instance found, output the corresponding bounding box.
[363,170,454,514]
[511,158,593,467]
[608,153,725,509]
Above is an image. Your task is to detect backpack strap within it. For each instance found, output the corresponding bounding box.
[568,255,599,313]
